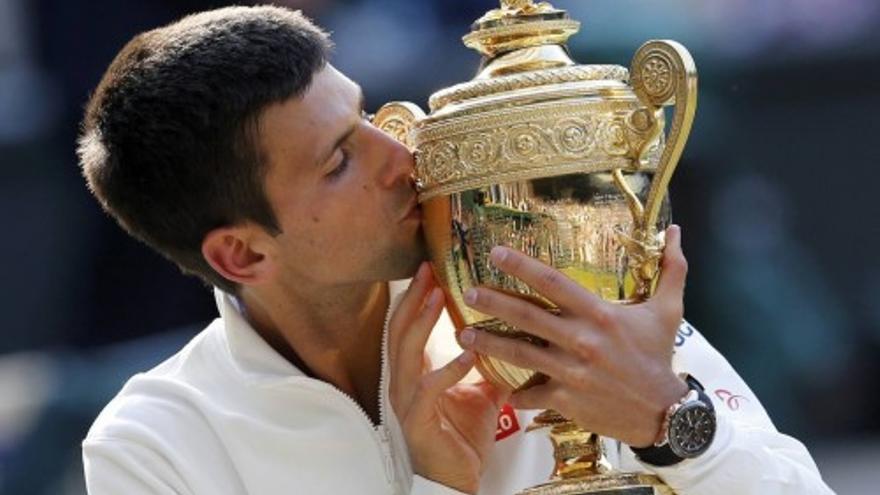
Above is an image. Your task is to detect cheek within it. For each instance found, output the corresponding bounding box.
[300,178,388,242]
[300,205,361,244]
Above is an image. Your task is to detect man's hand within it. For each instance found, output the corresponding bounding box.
[458,225,690,449]
[388,262,509,494]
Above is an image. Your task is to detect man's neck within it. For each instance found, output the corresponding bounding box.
[239,280,391,424]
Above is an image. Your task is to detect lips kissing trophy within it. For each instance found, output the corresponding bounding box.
[373,1,697,493]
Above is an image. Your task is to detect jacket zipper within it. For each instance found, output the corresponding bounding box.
[376,286,398,484]
[311,286,399,486]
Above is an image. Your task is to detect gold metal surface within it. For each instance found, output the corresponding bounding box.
[373,1,696,493]
[616,41,697,299]
[519,472,674,495]
[463,0,580,58]
[419,172,670,390]
[414,98,662,202]
[373,101,425,149]
[428,65,629,111]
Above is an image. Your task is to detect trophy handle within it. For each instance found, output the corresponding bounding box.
[372,101,427,192]
[612,40,697,300]
[372,101,426,150]
[629,39,698,230]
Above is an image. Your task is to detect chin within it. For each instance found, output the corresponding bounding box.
[382,236,429,281]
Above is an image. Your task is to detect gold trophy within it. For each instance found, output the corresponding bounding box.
[373,1,696,493]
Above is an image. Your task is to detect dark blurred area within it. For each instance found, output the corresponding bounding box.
[1,0,878,493]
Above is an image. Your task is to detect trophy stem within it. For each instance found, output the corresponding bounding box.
[518,410,675,495]
[525,410,611,480]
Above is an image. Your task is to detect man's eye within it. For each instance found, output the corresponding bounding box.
[326,151,350,180]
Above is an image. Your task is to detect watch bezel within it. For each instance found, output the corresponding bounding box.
[667,400,716,459]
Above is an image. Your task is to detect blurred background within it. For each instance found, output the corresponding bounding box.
[1,0,878,493]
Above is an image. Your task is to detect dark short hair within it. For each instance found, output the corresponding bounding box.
[77,5,332,293]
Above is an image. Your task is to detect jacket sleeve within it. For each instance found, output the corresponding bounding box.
[83,437,194,495]
[619,320,834,495]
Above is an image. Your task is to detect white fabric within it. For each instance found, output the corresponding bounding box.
[83,285,833,494]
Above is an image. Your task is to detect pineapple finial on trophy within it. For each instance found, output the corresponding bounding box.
[464,0,580,57]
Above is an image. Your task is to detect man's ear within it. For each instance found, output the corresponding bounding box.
[201,224,275,287]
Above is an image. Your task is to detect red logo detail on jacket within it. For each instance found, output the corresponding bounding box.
[496,404,520,441]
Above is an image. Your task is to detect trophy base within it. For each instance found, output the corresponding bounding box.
[517,472,674,495]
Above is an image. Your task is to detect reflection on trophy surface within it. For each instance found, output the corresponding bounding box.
[424,172,670,391]
[374,0,696,493]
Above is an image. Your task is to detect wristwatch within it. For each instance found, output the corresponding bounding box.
[630,374,717,467]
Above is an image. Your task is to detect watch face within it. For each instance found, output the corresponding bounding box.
[668,402,716,459]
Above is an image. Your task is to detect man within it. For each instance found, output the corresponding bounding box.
[78,5,833,494]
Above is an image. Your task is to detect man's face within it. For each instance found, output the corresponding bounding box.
[257,64,426,288]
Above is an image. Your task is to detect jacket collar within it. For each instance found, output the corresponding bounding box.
[214,288,305,381]
[212,281,410,383]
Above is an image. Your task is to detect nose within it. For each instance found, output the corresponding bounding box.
[365,122,416,190]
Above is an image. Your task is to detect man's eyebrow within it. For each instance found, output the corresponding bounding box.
[316,87,365,169]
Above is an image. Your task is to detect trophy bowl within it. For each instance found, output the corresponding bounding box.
[419,171,670,390]
[374,1,696,493]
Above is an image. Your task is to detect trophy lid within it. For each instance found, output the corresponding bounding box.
[426,0,629,117]
[401,0,695,206]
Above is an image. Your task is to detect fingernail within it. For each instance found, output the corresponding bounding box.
[429,287,443,306]
[464,288,478,305]
[459,328,475,346]
[490,246,508,265]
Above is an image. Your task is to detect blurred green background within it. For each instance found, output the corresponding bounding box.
[1,0,878,493]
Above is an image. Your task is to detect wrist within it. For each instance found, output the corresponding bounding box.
[633,373,689,448]
[631,374,718,466]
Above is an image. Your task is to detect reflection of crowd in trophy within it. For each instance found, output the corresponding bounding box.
[453,173,658,307]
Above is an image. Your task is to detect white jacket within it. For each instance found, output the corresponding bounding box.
[82,283,833,494]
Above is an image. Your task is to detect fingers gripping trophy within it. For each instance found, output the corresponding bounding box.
[373,1,697,493]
